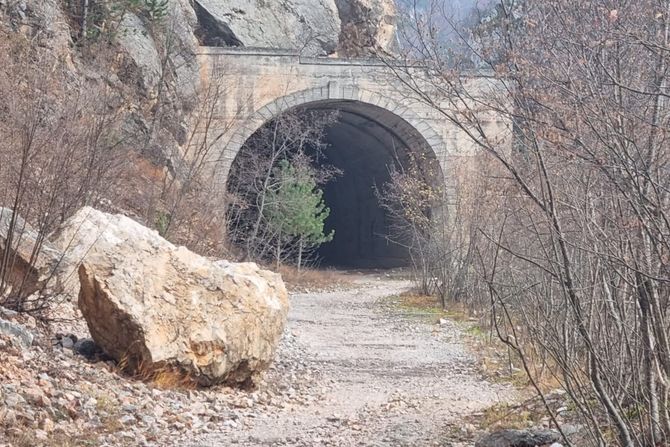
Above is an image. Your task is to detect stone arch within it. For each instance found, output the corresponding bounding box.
[223,83,446,268]
[219,83,446,175]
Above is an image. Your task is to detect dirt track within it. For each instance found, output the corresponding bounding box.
[190,275,515,446]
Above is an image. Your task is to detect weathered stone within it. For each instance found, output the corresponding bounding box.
[60,335,75,349]
[166,0,202,101]
[336,0,396,56]
[193,0,341,56]
[58,207,288,386]
[475,428,561,447]
[114,0,200,100]
[0,208,63,298]
[116,13,162,93]
[3,391,26,408]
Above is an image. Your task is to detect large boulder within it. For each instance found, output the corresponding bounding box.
[193,0,341,56]
[53,207,289,386]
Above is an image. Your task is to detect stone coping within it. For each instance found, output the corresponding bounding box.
[196,46,494,77]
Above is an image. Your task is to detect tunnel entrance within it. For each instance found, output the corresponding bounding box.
[226,99,441,269]
[318,109,408,268]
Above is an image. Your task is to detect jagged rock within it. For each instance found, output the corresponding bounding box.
[475,428,561,447]
[116,13,162,93]
[56,207,288,386]
[336,0,396,56]
[0,208,63,298]
[166,0,202,101]
[115,0,200,99]
[193,0,341,56]
[9,0,73,59]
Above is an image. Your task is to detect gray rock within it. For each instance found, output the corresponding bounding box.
[475,428,561,447]
[73,338,100,358]
[193,0,341,56]
[560,424,582,436]
[4,392,26,408]
[168,0,202,102]
[116,13,162,93]
[0,318,33,348]
[0,306,18,318]
[60,336,75,349]
[114,0,200,100]
[119,414,136,425]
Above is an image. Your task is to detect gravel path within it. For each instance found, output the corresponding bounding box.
[190,275,515,446]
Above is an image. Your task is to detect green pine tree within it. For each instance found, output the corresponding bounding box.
[264,160,334,269]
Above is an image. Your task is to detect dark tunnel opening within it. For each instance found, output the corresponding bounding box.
[317,111,408,268]
[229,100,441,269]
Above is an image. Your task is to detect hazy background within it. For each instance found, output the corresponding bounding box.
[395,0,497,63]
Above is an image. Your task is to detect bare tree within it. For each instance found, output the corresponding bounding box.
[383,1,670,445]
[0,28,127,314]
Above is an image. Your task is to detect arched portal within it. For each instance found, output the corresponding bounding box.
[223,86,445,268]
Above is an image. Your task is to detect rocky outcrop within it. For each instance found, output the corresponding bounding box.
[55,207,288,386]
[116,0,201,99]
[193,0,341,56]
[116,13,163,93]
[0,208,62,298]
[336,0,397,56]
[191,0,396,56]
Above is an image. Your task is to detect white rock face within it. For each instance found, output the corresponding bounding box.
[53,207,289,386]
[193,0,342,55]
[191,0,396,56]
[116,13,162,92]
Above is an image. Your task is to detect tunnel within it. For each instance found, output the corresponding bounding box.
[228,99,441,269]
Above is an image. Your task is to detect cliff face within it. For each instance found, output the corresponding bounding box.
[193,0,341,56]
[191,0,396,56]
[0,0,397,231]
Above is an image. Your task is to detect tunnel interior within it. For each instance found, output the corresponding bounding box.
[231,100,440,269]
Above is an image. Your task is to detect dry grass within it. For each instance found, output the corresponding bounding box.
[397,291,443,311]
[116,352,199,390]
[476,401,537,430]
[394,290,446,318]
[275,265,353,292]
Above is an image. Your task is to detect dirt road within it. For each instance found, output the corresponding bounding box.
[190,275,514,446]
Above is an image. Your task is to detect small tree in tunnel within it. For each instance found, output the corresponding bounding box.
[226,109,340,264]
[264,159,334,270]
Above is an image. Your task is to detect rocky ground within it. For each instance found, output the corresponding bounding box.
[190,274,516,446]
[1,274,520,446]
